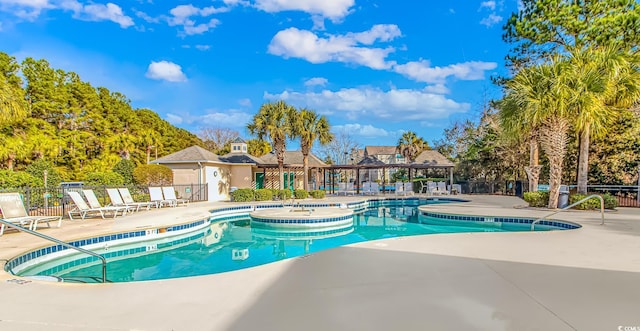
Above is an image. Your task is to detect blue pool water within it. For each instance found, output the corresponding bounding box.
[15,200,562,283]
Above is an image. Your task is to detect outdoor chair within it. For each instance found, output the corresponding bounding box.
[0,192,62,236]
[118,188,155,210]
[83,190,134,215]
[161,187,189,206]
[67,191,125,220]
[149,187,175,208]
[395,182,405,196]
[435,182,450,195]
[404,182,414,196]
[106,188,149,212]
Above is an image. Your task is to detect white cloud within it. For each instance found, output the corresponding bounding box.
[195,44,211,51]
[166,113,183,125]
[198,110,253,127]
[480,13,502,27]
[393,60,497,84]
[145,61,188,82]
[168,109,252,128]
[304,77,328,87]
[0,0,134,27]
[166,4,225,35]
[268,25,400,70]
[264,86,469,121]
[333,123,397,138]
[79,3,134,28]
[424,84,450,94]
[479,1,496,11]
[254,0,354,21]
[238,98,252,107]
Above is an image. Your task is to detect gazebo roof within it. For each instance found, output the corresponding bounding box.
[411,150,454,168]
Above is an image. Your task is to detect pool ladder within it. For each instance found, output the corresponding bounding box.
[0,220,108,283]
[530,194,605,231]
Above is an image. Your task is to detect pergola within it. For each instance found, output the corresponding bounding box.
[325,150,455,194]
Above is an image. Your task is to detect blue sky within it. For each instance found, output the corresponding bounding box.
[0,0,518,148]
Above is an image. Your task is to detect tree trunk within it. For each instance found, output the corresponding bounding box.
[576,124,590,194]
[146,146,151,164]
[525,135,541,192]
[7,155,14,170]
[540,118,569,209]
[302,154,309,191]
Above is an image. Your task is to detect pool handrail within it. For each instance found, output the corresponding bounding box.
[0,219,107,283]
[531,194,604,230]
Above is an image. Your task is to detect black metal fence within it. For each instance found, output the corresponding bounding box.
[1,184,208,218]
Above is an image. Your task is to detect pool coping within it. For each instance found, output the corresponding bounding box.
[1,194,640,331]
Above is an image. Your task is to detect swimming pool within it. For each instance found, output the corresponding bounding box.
[8,198,579,283]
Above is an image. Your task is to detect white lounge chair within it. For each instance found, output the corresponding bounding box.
[149,187,175,207]
[106,188,147,212]
[404,182,414,196]
[162,187,189,206]
[67,191,122,220]
[370,182,379,195]
[0,192,62,236]
[83,189,133,215]
[336,182,347,196]
[435,182,450,195]
[118,188,154,210]
[395,182,405,196]
[362,182,373,195]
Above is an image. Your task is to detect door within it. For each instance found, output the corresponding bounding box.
[283,172,294,190]
[255,173,265,189]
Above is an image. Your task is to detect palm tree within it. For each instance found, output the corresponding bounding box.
[0,78,28,123]
[246,139,272,157]
[139,129,161,164]
[397,131,426,163]
[292,108,333,191]
[567,46,640,194]
[0,135,26,170]
[108,133,137,160]
[499,96,543,193]
[247,101,296,190]
[501,57,572,208]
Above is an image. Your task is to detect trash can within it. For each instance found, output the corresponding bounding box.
[557,185,569,208]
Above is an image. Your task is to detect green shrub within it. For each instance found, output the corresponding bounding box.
[523,191,549,207]
[602,193,618,210]
[254,188,273,201]
[25,160,61,188]
[133,164,173,186]
[570,193,618,210]
[294,189,309,199]
[0,170,42,188]
[310,190,326,199]
[276,189,292,200]
[269,188,279,200]
[569,193,600,210]
[113,159,136,185]
[84,171,125,186]
[231,188,255,202]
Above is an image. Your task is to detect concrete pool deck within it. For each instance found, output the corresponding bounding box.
[1,195,639,331]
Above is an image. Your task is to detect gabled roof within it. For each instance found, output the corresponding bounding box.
[365,146,397,156]
[357,155,386,168]
[231,137,246,144]
[152,145,223,164]
[412,150,454,167]
[259,151,328,167]
[220,153,263,164]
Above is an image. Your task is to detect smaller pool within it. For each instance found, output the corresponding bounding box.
[8,198,579,283]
